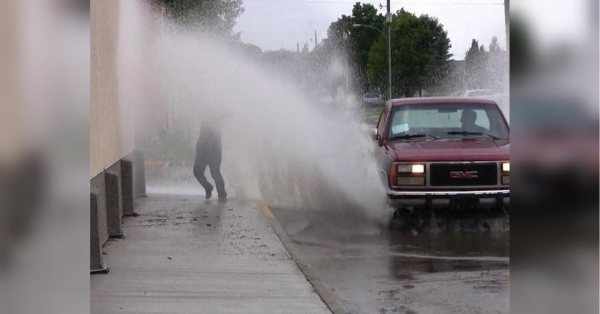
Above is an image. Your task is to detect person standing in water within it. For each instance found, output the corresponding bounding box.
[193,109,230,200]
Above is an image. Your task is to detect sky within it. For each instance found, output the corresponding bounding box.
[235,0,508,60]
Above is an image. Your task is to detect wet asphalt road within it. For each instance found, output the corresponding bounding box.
[269,207,509,314]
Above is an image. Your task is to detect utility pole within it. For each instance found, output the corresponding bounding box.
[314,30,318,49]
[504,0,509,51]
[386,0,392,99]
[297,42,300,53]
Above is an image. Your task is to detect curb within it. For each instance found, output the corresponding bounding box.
[257,201,350,314]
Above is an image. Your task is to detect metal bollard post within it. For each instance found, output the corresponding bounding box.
[121,158,138,217]
[90,193,109,274]
[133,150,147,198]
[105,162,124,238]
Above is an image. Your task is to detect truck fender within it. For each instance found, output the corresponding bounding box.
[379,169,390,188]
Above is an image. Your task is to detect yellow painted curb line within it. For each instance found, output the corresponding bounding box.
[257,200,274,219]
[254,200,348,314]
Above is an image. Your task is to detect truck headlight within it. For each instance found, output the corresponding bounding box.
[501,162,509,185]
[392,163,426,186]
[397,177,426,186]
[411,164,425,174]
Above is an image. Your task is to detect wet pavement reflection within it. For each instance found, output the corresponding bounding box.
[270,207,509,314]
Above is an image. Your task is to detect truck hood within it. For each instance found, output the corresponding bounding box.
[387,138,510,161]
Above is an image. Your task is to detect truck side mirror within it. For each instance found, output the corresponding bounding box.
[372,128,383,146]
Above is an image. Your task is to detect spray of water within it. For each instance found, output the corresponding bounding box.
[118,0,390,220]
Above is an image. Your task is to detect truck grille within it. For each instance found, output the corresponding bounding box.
[430,163,498,186]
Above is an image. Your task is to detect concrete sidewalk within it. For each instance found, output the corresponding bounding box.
[91,194,331,314]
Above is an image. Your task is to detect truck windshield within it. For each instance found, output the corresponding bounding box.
[388,103,509,140]
[467,89,494,97]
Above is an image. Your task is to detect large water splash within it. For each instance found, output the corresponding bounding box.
[119,0,390,220]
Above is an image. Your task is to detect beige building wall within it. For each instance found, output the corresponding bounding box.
[91,0,166,178]
[0,0,26,165]
[117,0,167,150]
[90,0,125,178]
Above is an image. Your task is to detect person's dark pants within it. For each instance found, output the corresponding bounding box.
[193,142,226,198]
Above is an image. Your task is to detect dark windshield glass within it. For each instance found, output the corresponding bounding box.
[468,90,494,97]
[388,103,509,140]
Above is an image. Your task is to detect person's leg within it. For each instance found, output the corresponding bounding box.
[193,149,213,199]
[208,150,226,199]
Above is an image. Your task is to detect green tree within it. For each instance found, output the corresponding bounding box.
[348,3,385,91]
[489,36,501,52]
[327,14,352,44]
[367,9,452,97]
[326,3,384,93]
[468,40,486,64]
[465,39,488,89]
[232,41,263,60]
[302,42,310,54]
[161,0,244,36]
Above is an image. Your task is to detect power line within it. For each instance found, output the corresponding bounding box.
[437,3,468,20]
[244,0,503,5]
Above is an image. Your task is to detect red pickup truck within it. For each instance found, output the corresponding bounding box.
[372,97,510,212]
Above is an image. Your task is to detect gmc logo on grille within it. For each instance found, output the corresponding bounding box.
[449,171,479,179]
